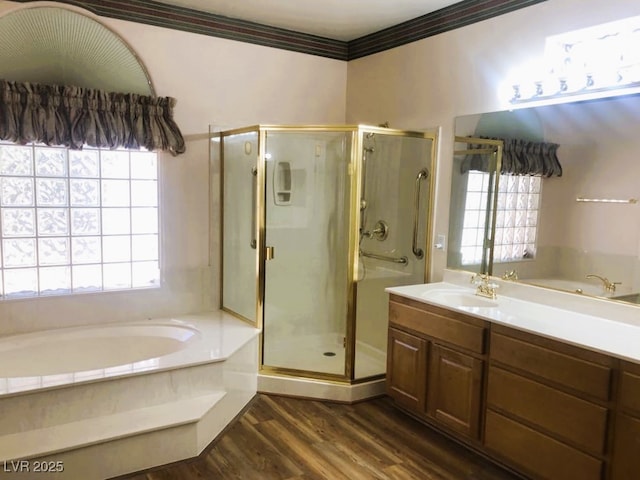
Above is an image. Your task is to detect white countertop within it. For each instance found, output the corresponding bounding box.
[386,272,640,364]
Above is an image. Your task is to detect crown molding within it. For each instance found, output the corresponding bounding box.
[11,0,546,61]
[348,0,546,60]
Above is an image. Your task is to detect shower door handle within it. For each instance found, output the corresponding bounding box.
[265,246,275,261]
[250,166,257,249]
[412,169,429,259]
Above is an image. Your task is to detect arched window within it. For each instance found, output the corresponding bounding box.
[0,5,182,298]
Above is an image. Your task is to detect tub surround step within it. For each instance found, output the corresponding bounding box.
[0,313,259,479]
[0,392,226,462]
[0,361,226,436]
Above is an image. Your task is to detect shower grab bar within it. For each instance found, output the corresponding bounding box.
[412,169,429,259]
[361,249,408,265]
[250,166,257,249]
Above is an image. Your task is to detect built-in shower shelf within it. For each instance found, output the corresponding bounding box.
[274,161,292,205]
[0,392,226,463]
[275,191,291,203]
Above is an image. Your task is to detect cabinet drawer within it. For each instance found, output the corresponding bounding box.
[619,370,640,414]
[487,366,608,454]
[485,410,603,480]
[490,332,611,400]
[389,301,485,353]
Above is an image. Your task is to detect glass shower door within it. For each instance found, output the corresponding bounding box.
[261,129,353,377]
[354,131,435,380]
[221,130,260,324]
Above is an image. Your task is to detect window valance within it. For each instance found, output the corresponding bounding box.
[0,80,185,155]
[461,137,562,177]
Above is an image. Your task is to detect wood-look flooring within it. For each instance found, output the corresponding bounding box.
[120,394,520,480]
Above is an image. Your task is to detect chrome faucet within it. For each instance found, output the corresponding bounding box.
[471,273,499,300]
[586,274,621,293]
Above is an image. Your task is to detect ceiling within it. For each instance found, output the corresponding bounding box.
[152,0,461,41]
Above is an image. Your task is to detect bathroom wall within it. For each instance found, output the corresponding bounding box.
[0,0,347,335]
[345,0,640,282]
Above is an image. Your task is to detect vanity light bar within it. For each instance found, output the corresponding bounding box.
[576,197,638,204]
[510,79,640,104]
[507,15,640,104]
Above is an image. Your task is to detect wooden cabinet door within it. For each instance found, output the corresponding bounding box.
[387,328,427,412]
[611,413,640,479]
[427,343,483,438]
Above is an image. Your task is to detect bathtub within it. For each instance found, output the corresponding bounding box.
[0,321,200,378]
[0,313,258,395]
[0,312,260,479]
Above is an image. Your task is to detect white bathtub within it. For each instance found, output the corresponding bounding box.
[0,321,200,378]
[0,312,260,479]
[0,313,257,395]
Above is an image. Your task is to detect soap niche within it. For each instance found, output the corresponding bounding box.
[274,161,292,205]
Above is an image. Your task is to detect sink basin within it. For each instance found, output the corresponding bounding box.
[421,289,499,308]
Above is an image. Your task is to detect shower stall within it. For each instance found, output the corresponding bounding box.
[216,125,436,384]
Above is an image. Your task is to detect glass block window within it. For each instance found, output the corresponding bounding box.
[0,143,159,298]
[461,172,541,265]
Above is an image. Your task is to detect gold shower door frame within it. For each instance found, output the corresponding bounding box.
[219,125,437,384]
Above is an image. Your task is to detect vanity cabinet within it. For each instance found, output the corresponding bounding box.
[385,293,640,480]
[387,295,487,440]
[485,325,614,480]
[611,362,640,480]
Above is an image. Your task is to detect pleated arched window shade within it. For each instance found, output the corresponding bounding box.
[0,6,154,95]
[0,5,186,154]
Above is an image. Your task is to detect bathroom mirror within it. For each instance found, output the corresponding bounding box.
[448,92,640,306]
